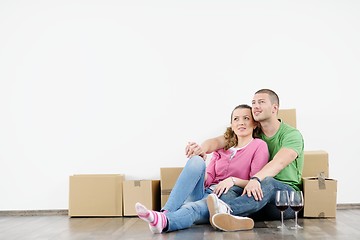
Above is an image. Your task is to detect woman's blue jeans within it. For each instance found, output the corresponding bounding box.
[162,156,241,232]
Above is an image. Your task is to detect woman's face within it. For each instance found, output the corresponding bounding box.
[231,108,256,138]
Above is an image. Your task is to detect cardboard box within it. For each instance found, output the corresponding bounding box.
[160,167,183,208]
[303,176,337,218]
[278,109,296,128]
[69,174,124,217]
[123,180,160,216]
[303,151,329,178]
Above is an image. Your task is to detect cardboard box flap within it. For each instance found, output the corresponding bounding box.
[303,175,337,190]
[302,176,337,181]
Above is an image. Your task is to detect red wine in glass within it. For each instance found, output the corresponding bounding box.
[277,205,290,211]
[290,205,303,212]
[290,191,304,229]
[275,190,290,229]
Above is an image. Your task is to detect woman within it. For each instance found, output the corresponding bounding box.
[135,104,269,233]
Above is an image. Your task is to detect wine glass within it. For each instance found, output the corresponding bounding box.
[275,190,290,229]
[289,190,304,229]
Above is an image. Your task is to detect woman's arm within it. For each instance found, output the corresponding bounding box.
[185,135,226,158]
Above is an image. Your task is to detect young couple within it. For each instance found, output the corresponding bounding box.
[135,89,304,233]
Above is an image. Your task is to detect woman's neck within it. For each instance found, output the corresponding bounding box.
[236,135,254,148]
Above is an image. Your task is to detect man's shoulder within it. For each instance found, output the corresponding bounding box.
[280,122,302,134]
[279,122,304,145]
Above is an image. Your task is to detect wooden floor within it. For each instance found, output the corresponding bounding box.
[1,209,360,240]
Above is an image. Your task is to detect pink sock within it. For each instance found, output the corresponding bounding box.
[135,202,167,233]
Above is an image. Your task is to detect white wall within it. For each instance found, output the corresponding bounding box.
[0,0,359,210]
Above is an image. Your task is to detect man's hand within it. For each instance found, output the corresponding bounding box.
[241,179,263,201]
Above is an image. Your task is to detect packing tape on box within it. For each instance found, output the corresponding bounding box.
[161,189,172,195]
[134,180,141,187]
[318,172,326,190]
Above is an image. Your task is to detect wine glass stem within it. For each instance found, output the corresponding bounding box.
[281,211,284,226]
[295,211,298,227]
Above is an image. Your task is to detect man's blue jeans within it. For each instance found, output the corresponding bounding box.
[225,177,297,221]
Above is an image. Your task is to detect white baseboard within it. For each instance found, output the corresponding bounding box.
[0,209,68,216]
[1,204,360,216]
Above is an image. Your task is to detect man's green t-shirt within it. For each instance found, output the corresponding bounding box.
[260,120,304,191]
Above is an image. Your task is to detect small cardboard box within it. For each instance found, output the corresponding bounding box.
[69,174,124,217]
[303,151,329,178]
[278,109,296,128]
[303,176,337,218]
[160,167,183,208]
[123,180,160,216]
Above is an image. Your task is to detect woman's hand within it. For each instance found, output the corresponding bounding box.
[185,142,206,160]
[213,178,234,197]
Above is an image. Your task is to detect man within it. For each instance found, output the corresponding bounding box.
[186,89,304,231]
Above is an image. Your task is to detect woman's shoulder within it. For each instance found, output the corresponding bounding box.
[252,138,268,146]
[215,148,230,154]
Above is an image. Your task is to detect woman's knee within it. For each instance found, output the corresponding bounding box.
[187,156,206,171]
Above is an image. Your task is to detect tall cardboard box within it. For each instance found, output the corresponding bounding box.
[278,109,296,128]
[69,174,124,217]
[303,151,329,178]
[160,167,183,208]
[303,176,337,218]
[123,180,160,216]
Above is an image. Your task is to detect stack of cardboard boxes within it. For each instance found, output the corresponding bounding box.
[278,109,337,218]
[68,109,337,218]
[302,151,337,217]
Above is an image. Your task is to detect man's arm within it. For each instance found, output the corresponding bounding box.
[254,148,298,180]
[243,148,298,200]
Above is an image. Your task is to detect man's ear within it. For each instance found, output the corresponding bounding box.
[272,104,279,114]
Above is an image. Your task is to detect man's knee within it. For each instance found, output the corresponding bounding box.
[260,177,277,193]
[261,176,275,185]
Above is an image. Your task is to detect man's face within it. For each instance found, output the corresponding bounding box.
[251,93,274,122]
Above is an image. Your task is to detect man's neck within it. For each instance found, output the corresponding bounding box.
[260,117,281,137]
